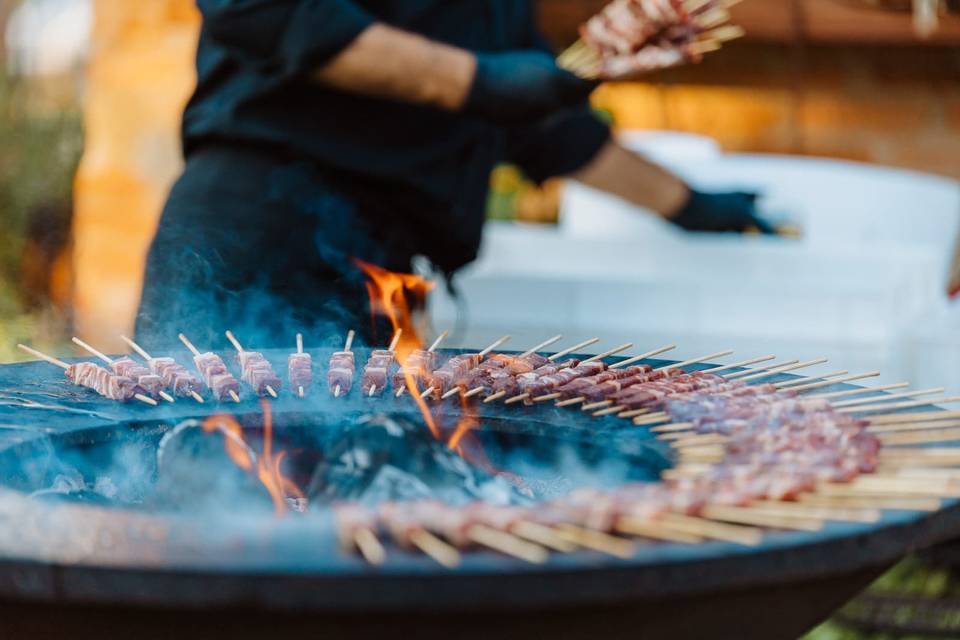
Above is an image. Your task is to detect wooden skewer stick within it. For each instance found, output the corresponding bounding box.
[832,387,945,409]
[511,522,578,553]
[548,338,599,361]
[18,344,158,406]
[72,337,113,365]
[418,386,435,400]
[811,382,910,401]
[785,370,883,393]
[73,337,175,403]
[774,369,848,389]
[582,343,634,365]
[334,385,342,398]
[226,330,277,399]
[368,384,377,398]
[655,350,735,373]
[869,418,960,435]
[579,399,613,411]
[593,405,628,417]
[724,358,798,380]
[633,412,670,426]
[387,329,403,353]
[408,529,461,569]
[229,390,241,403]
[701,355,776,375]
[736,358,828,383]
[479,335,512,357]
[519,334,564,358]
[467,525,549,564]
[798,493,941,512]
[685,0,716,13]
[869,409,960,425]
[650,422,694,433]
[427,330,449,353]
[353,528,387,566]
[178,333,202,357]
[747,501,880,524]
[615,517,704,544]
[839,396,960,415]
[18,344,70,369]
[697,7,731,29]
[344,330,356,352]
[554,524,636,559]
[120,335,152,361]
[658,513,763,546]
[701,24,746,43]
[609,344,678,370]
[881,428,960,447]
[617,408,652,420]
[122,334,200,402]
[701,505,824,532]
[483,391,507,404]
[464,387,486,399]
[295,334,305,397]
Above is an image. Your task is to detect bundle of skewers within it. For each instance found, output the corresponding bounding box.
[557,0,746,80]
[15,331,960,569]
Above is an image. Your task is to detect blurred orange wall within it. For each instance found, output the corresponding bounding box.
[72,1,200,351]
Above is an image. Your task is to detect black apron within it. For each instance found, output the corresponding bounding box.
[136,144,417,350]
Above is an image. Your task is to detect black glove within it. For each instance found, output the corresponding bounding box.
[462,51,597,125]
[671,189,776,234]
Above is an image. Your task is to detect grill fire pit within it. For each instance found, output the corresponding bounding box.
[1,348,958,640]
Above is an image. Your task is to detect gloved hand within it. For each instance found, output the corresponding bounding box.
[462,51,597,125]
[670,189,776,234]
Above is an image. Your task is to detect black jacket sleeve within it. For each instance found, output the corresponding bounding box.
[504,106,611,184]
[198,0,375,77]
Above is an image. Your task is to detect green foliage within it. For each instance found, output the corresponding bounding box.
[0,73,82,357]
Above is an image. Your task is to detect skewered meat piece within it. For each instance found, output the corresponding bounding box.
[288,353,313,394]
[327,351,355,396]
[554,365,653,399]
[236,351,283,397]
[66,362,145,401]
[519,361,607,398]
[148,357,204,397]
[361,350,395,396]
[193,352,241,401]
[428,353,482,396]
[392,349,438,392]
[109,357,164,399]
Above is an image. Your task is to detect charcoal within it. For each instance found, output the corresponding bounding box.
[306,414,527,507]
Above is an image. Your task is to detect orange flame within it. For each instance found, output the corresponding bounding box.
[203,414,254,471]
[447,390,479,451]
[354,258,441,438]
[202,401,304,517]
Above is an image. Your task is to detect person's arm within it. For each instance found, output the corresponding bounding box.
[201,1,594,124]
[571,141,775,233]
[570,140,689,218]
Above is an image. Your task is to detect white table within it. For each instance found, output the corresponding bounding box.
[430,135,960,390]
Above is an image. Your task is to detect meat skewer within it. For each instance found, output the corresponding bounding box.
[178,333,241,403]
[360,329,403,397]
[288,333,312,399]
[378,502,462,568]
[334,503,386,566]
[500,342,634,405]
[395,330,448,398]
[328,330,356,398]
[71,337,174,403]
[225,330,282,399]
[120,335,205,403]
[421,334,513,400]
[452,335,563,400]
[17,344,157,406]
